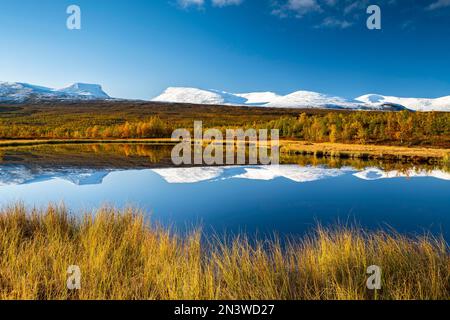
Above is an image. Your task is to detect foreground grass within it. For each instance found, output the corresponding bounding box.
[0,205,448,300]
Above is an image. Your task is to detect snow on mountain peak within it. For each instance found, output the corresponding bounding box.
[58,83,110,99]
[235,92,281,105]
[355,94,450,112]
[264,90,362,109]
[2,80,449,112]
[0,81,111,102]
[356,94,385,103]
[152,86,450,111]
[152,87,404,110]
[152,87,247,105]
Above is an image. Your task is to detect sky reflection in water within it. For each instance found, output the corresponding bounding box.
[0,163,449,240]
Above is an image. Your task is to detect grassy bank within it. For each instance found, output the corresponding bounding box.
[279,140,450,164]
[0,205,448,300]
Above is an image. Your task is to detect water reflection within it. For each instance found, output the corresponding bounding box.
[0,143,449,239]
[1,142,448,172]
[0,165,110,186]
[0,164,449,187]
[152,166,349,184]
[0,143,449,186]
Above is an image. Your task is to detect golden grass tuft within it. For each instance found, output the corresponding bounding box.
[0,204,448,300]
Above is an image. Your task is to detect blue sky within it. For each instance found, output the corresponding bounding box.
[0,0,449,100]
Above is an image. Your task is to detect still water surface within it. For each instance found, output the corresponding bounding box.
[0,144,449,239]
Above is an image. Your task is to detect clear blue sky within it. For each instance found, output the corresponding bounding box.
[0,0,449,100]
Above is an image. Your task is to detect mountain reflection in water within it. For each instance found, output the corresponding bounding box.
[0,143,449,240]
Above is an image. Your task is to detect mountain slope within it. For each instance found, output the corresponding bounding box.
[152,87,409,111]
[0,81,111,102]
[58,83,110,99]
[235,92,281,105]
[355,94,450,112]
[264,90,362,109]
[152,87,248,105]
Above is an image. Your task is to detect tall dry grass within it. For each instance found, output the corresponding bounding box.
[0,204,448,300]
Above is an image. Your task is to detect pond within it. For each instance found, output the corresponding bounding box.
[0,143,449,240]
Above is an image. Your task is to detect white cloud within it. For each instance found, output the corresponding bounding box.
[212,0,243,7]
[343,1,363,14]
[176,0,243,8]
[315,17,352,29]
[271,0,399,29]
[272,0,322,18]
[176,0,404,30]
[287,0,321,15]
[177,0,205,8]
[427,0,450,10]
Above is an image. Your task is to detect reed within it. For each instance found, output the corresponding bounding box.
[0,204,448,300]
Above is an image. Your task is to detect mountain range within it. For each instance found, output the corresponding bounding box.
[1,81,450,111]
[152,87,450,112]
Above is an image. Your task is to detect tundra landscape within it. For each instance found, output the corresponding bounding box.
[1,0,449,307]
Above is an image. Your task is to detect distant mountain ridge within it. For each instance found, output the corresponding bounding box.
[1,81,449,111]
[152,87,450,112]
[0,82,111,102]
[355,94,450,112]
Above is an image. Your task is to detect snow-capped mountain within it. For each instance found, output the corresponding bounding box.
[355,94,450,112]
[235,91,281,105]
[2,81,449,111]
[153,87,450,111]
[151,87,247,105]
[264,91,363,109]
[0,82,111,102]
[152,87,408,111]
[58,83,110,99]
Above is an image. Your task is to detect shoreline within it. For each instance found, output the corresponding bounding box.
[280,140,450,164]
[1,138,448,163]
